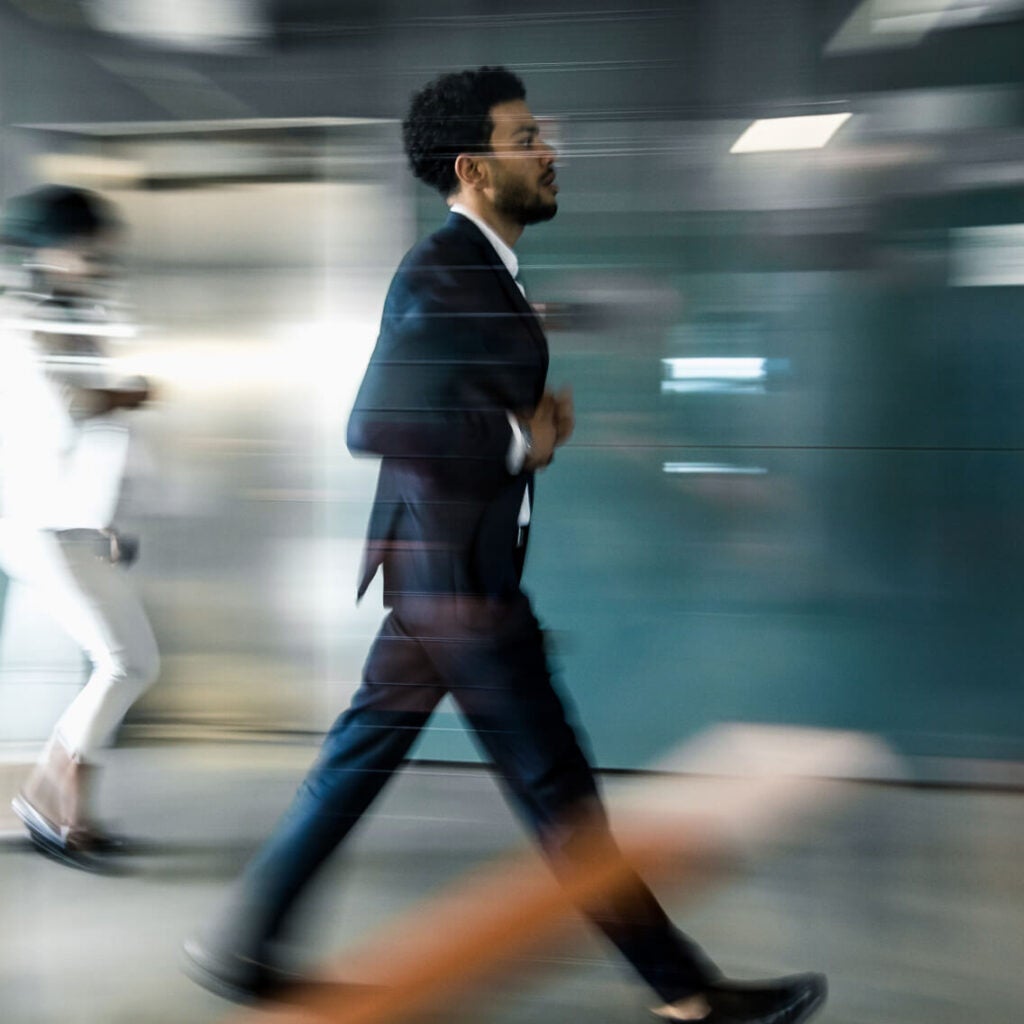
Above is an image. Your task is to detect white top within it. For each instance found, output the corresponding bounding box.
[0,296,129,531]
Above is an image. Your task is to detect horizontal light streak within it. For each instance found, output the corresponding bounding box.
[663,462,767,475]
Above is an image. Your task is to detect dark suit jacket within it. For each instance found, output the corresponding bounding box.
[348,212,549,604]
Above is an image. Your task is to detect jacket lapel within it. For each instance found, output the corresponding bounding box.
[445,213,548,358]
[496,264,548,353]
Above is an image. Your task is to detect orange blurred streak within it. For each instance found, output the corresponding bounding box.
[224,816,722,1024]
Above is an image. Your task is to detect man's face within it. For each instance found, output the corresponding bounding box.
[484,100,558,226]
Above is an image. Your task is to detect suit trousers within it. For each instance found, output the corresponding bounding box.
[218,590,718,1003]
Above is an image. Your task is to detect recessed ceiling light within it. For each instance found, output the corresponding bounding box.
[730,113,853,153]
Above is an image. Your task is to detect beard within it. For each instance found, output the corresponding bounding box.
[494,178,558,226]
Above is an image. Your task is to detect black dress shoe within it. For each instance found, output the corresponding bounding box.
[181,937,301,1004]
[182,938,381,1008]
[705,972,827,1023]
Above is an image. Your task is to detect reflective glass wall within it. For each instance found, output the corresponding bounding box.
[2,0,1023,772]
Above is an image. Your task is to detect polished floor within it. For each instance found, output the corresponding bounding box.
[0,742,1021,1024]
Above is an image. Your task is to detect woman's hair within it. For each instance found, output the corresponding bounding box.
[402,66,526,197]
[0,186,118,250]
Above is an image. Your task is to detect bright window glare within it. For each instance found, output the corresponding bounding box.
[661,357,768,395]
[663,357,766,380]
[730,113,853,153]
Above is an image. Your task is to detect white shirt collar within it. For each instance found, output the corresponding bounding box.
[449,203,519,282]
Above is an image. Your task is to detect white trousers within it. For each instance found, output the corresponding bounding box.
[0,527,159,759]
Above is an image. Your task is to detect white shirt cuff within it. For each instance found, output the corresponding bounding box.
[506,411,527,474]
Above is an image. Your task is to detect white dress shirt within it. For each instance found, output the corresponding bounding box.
[449,204,532,529]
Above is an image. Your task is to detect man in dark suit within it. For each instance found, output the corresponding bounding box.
[185,67,826,1024]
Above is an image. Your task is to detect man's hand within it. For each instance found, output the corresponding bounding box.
[521,392,558,470]
[553,386,574,446]
[520,385,574,470]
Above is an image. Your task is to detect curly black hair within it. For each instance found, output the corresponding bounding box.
[0,185,117,249]
[402,66,527,197]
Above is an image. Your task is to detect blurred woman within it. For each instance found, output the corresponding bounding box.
[0,185,158,869]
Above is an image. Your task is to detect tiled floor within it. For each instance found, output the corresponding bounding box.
[0,743,1021,1024]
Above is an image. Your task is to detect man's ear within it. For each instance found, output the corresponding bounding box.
[454,153,489,192]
